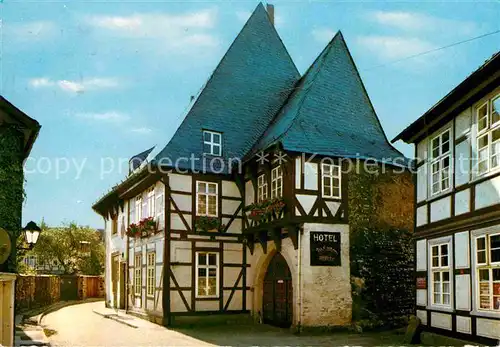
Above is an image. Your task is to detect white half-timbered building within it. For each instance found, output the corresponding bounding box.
[393,51,500,343]
[93,3,411,329]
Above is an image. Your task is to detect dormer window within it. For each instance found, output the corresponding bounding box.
[203,130,222,156]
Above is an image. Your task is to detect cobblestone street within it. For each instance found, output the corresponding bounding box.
[40,301,407,347]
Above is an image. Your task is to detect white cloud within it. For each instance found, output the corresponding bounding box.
[357,36,437,61]
[311,28,336,43]
[367,11,476,35]
[130,127,153,134]
[85,9,219,52]
[76,111,129,123]
[29,77,120,93]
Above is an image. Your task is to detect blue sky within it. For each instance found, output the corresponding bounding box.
[2,0,499,228]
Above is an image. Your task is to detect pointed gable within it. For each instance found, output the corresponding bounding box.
[155,3,300,173]
[251,32,404,165]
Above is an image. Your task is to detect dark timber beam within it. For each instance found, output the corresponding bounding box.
[270,227,281,252]
[288,225,299,250]
[258,230,267,254]
[245,235,255,255]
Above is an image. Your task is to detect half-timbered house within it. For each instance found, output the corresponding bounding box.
[93,3,413,329]
[393,52,500,343]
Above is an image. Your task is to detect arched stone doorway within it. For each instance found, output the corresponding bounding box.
[262,252,293,328]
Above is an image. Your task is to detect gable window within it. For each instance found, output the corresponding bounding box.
[430,129,451,195]
[271,166,283,199]
[476,94,500,175]
[134,253,142,296]
[196,181,218,217]
[475,233,500,311]
[147,252,156,297]
[203,130,222,156]
[257,174,268,202]
[430,243,451,306]
[322,163,341,198]
[196,252,219,298]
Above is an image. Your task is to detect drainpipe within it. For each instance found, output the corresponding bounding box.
[297,227,302,333]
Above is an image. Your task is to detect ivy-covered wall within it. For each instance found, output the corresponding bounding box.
[0,124,25,273]
[348,165,414,329]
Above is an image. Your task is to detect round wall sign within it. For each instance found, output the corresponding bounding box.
[0,228,12,265]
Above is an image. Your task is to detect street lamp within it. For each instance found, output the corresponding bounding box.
[21,221,42,250]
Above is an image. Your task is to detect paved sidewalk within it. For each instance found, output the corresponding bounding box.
[14,324,50,347]
[92,303,153,328]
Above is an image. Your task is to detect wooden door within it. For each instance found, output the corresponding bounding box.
[262,253,293,327]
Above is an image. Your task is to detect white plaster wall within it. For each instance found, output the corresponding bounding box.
[416,139,428,163]
[430,196,451,223]
[222,199,241,215]
[416,289,427,306]
[295,157,302,189]
[196,300,219,311]
[416,310,427,325]
[455,274,471,311]
[222,181,241,198]
[169,173,192,192]
[454,231,469,269]
[171,193,191,212]
[245,180,254,206]
[454,189,470,215]
[455,108,471,139]
[325,201,340,216]
[476,318,500,339]
[301,223,351,327]
[171,290,191,312]
[455,139,471,187]
[430,312,452,330]
[416,239,427,271]
[296,194,316,215]
[416,206,428,227]
[171,266,191,288]
[171,214,191,230]
[223,291,243,311]
[222,218,242,234]
[417,166,427,203]
[475,175,500,210]
[171,240,191,263]
[304,162,318,190]
[456,316,471,334]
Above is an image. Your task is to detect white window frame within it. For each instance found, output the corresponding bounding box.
[474,232,500,313]
[271,166,283,199]
[427,237,453,312]
[321,163,341,198]
[135,195,142,223]
[195,252,219,298]
[476,94,500,176]
[155,188,164,231]
[134,253,142,296]
[203,130,222,156]
[196,181,218,217]
[430,129,451,196]
[146,252,156,297]
[147,187,155,218]
[257,174,268,202]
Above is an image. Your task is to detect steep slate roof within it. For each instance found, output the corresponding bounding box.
[249,32,405,166]
[153,3,300,173]
[130,146,155,171]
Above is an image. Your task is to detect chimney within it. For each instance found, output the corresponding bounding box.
[266,4,275,26]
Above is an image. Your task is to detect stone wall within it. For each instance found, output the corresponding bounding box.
[15,275,61,311]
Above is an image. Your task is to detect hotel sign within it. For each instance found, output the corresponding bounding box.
[310,232,341,266]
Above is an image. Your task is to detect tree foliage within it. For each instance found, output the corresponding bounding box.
[31,222,104,275]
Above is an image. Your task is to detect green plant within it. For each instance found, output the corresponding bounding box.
[244,197,285,223]
[195,216,225,232]
[127,217,159,238]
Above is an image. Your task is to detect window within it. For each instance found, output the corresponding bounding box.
[147,187,155,218]
[476,94,500,175]
[430,243,451,306]
[147,252,155,297]
[135,195,142,223]
[111,215,118,235]
[196,181,218,217]
[475,233,500,311]
[196,252,218,297]
[322,163,341,198]
[134,254,142,296]
[271,166,283,199]
[129,198,136,224]
[155,188,165,230]
[203,130,222,156]
[430,129,451,195]
[257,174,268,202]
